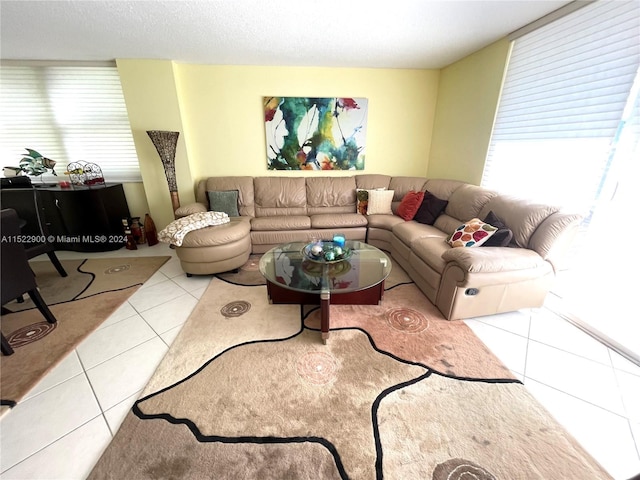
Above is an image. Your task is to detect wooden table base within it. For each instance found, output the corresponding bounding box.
[265,281,385,344]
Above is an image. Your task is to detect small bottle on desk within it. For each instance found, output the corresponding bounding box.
[125,228,137,250]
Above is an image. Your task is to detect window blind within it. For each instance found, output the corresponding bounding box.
[482,0,640,212]
[0,64,141,183]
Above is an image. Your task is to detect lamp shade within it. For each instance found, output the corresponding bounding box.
[147,130,180,215]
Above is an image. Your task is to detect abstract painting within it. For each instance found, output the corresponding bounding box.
[264,97,368,170]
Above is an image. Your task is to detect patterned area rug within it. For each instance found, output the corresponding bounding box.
[88,255,611,479]
[0,256,170,415]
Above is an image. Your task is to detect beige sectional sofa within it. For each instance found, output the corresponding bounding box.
[174,175,581,320]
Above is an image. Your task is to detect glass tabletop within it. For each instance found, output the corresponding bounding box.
[259,241,391,295]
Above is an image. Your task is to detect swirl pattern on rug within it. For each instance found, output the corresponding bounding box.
[220,300,251,317]
[7,321,57,348]
[385,307,429,333]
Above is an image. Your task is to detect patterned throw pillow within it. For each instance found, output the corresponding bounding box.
[448,218,498,248]
[158,211,230,247]
[356,188,369,214]
[356,187,387,214]
[366,189,395,215]
[397,190,425,221]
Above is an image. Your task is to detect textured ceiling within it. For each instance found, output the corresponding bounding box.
[0,0,572,69]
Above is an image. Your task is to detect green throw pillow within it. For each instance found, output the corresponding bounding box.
[207,190,239,217]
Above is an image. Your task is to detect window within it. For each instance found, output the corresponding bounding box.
[482,0,640,359]
[482,0,639,214]
[0,63,141,183]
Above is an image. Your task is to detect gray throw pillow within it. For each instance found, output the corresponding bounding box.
[482,210,514,247]
[207,190,239,217]
[413,191,448,225]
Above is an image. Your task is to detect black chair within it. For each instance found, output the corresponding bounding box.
[1,208,58,355]
[0,184,67,277]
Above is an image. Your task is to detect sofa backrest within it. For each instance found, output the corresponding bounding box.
[528,211,582,269]
[196,176,255,217]
[253,177,307,217]
[478,195,559,250]
[194,176,579,263]
[420,180,496,234]
[424,179,468,201]
[306,176,357,215]
[355,174,391,190]
[388,176,428,213]
[445,184,497,222]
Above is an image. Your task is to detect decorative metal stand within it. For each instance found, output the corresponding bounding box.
[147,130,180,216]
[66,161,105,187]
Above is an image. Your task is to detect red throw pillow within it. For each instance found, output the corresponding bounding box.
[397,190,425,220]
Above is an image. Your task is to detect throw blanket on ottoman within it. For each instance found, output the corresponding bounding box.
[158,211,230,247]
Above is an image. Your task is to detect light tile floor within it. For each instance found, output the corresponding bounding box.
[1,244,639,479]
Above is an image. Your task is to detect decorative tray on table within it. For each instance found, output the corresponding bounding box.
[302,241,352,264]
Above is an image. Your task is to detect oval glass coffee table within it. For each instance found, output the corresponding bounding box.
[259,241,392,344]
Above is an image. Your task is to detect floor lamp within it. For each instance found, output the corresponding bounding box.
[147,130,180,216]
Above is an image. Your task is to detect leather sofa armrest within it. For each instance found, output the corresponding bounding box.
[175,202,207,218]
[441,246,547,273]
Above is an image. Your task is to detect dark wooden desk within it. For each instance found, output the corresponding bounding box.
[1,184,130,252]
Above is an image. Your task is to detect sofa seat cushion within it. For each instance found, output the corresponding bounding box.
[366,214,405,230]
[180,217,250,248]
[158,211,230,247]
[310,213,367,229]
[433,214,466,236]
[412,236,450,274]
[442,246,547,273]
[392,221,447,247]
[251,215,311,231]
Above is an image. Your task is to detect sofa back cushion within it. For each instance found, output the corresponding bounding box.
[528,212,582,267]
[388,176,428,212]
[254,177,307,217]
[444,184,497,223]
[197,176,255,217]
[423,179,468,201]
[355,174,391,190]
[306,176,357,215]
[479,195,559,248]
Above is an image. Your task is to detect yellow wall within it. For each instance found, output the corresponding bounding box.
[174,65,438,181]
[427,39,511,184]
[118,62,439,228]
[116,60,195,230]
[121,183,149,220]
[117,42,511,228]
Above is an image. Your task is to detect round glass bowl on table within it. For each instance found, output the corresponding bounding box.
[302,240,352,263]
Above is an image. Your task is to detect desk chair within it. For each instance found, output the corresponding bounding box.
[1,208,58,355]
[0,186,67,277]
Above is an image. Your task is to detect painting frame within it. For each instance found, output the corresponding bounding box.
[264,96,368,171]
